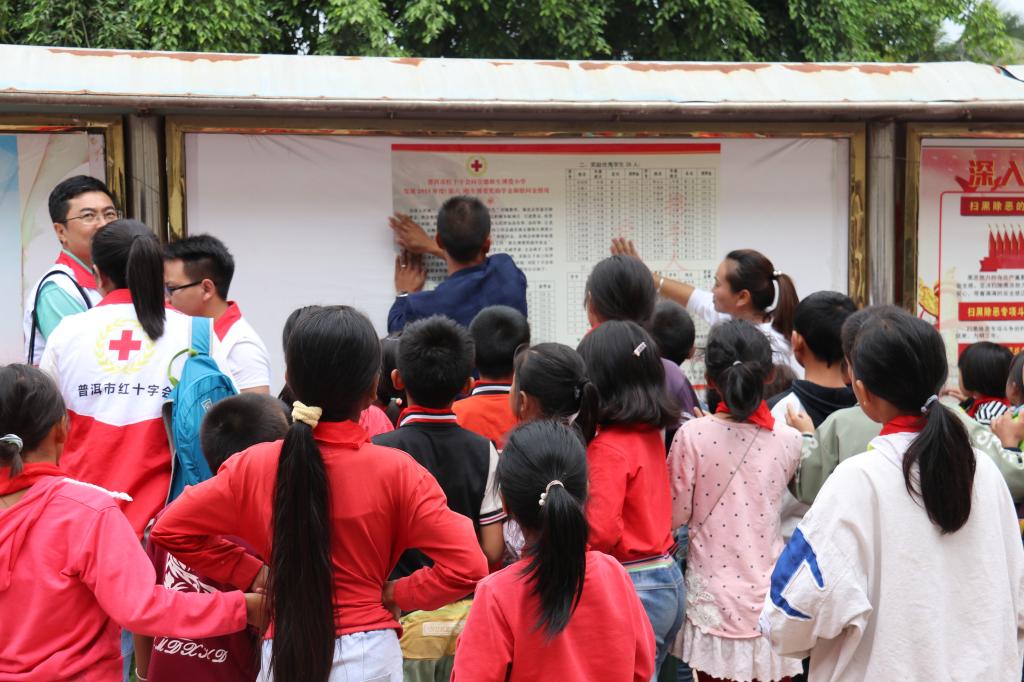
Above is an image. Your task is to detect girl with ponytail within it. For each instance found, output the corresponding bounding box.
[152,305,487,681]
[452,420,655,681]
[667,319,803,681]
[37,220,231,537]
[611,238,801,377]
[762,311,1024,680]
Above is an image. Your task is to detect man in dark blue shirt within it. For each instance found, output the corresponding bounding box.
[388,196,528,332]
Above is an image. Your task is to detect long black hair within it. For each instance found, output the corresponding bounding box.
[851,311,975,534]
[91,220,166,340]
[498,420,589,637]
[512,343,600,441]
[576,320,678,439]
[585,255,657,326]
[0,364,66,475]
[724,249,798,340]
[270,305,381,681]
[705,320,773,421]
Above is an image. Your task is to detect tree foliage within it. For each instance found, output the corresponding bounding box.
[0,0,1016,63]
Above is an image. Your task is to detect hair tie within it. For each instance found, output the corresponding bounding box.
[732,360,742,367]
[920,394,939,414]
[538,479,564,507]
[573,379,587,401]
[0,434,23,454]
[764,278,781,314]
[633,342,647,357]
[291,401,323,429]
[772,270,783,279]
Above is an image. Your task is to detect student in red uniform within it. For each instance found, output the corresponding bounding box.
[576,320,685,680]
[0,364,264,681]
[39,220,231,538]
[164,234,272,394]
[454,305,531,447]
[452,420,655,681]
[135,393,291,682]
[150,305,488,682]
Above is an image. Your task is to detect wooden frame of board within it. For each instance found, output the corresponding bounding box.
[0,114,126,207]
[167,117,868,303]
[904,122,1024,313]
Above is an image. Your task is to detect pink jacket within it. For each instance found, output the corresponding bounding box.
[0,475,246,681]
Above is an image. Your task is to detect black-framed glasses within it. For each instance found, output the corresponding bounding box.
[164,280,203,297]
[63,209,121,226]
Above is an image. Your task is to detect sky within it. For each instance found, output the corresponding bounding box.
[1001,0,1024,17]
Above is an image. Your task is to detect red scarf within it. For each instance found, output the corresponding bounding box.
[966,396,1010,419]
[0,462,64,496]
[879,415,925,436]
[715,400,775,430]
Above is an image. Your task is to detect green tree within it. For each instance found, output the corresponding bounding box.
[0,0,1015,63]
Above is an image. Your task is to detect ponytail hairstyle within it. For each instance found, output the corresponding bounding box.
[1006,350,1024,406]
[584,255,657,326]
[724,249,798,340]
[0,364,66,476]
[270,305,381,681]
[705,320,773,421]
[512,343,599,442]
[498,420,589,637]
[91,220,166,340]
[576,320,678,438]
[851,311,975,534]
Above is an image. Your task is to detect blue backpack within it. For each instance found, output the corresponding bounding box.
[163,317,238,503]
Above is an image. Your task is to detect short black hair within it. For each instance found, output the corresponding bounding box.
[200,393,290,471]
[377,335,403,426]
[794,291,858,367]
[436,196,490,263]
[585,255,656,325]
[48,175,115,223]
[397,315,475,409]
[650,300,696,364]
[958,341,1013,398]
[469,305,531,379]
[165,234,236,300]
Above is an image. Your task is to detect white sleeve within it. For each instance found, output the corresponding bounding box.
[39,322,64,381]
[770,394,803,426]
[686,288,731,327]
[479,443,506,526]
[225,339,272,390]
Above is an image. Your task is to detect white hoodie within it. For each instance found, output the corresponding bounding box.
[760,432,1024,681]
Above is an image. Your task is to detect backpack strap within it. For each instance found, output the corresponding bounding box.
[27,269,94,365]
[191,316,212,356]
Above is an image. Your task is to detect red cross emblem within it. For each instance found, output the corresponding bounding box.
[467,156,487,176]
[109,329,142,361]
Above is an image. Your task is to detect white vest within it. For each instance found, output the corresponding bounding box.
[23,263,102,364]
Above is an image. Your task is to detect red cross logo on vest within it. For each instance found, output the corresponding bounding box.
[109,329,142,361]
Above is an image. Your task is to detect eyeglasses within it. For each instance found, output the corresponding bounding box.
[64,209,121,227]
[164,280,203,297]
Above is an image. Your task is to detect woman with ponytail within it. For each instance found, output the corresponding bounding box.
[38,220,228,537]
[152,305,487,681]
[577,320,684,678]
[452,420,655,681]
[611,239,801,377]
[667,320,802,682]
[762,311,1024,680]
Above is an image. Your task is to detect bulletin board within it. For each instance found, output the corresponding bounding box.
[2,116,124,364]
[168,119,865,391]
[907,123,1024,379]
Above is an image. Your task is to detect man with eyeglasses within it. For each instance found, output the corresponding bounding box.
[23,175,120,364]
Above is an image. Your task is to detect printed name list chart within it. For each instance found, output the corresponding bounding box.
[391,142,721,347]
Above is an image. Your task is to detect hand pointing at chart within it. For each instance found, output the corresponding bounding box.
[389,213,444,258]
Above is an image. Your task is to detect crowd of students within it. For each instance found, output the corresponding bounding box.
[1,177,1024,682]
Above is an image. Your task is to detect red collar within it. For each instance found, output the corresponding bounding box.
[0,462,64,496]
[879,415,925,436]
[214,301,243,341]
[715,400,775,430]
[471,381,512,396]
[312,421,369,449]
[55,251,97,290]
[398,405,459,427]
[95,288,133,307]
[966,396,1010,418]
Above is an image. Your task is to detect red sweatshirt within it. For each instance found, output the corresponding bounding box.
[586,424,674,563]
[452,551,655,681]
[0,474,246,681]
[150,420,488,636]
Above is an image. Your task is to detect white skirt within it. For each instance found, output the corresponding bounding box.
[675,619,802,682]
[258,629,402,682]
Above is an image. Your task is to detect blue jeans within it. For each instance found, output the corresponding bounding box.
[629,562,685,682]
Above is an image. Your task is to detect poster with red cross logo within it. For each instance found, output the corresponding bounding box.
[917,141,1024,378]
